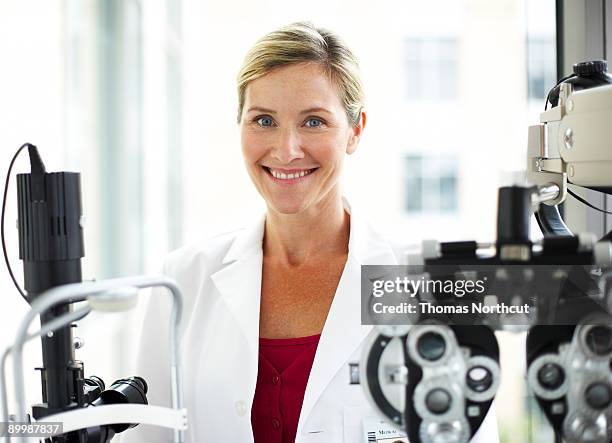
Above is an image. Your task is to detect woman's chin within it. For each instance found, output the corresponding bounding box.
[267,199,309,215]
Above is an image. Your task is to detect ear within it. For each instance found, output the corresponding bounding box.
[346,109,367,155]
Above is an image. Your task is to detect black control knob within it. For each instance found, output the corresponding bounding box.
[417,332,446,361]
[425,388,452,414]
[585,383,612,410]
[573,60,607,76]
[537,363,565,390]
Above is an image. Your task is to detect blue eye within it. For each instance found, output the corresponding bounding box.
[305,117,324,128]
[256,116,274,127]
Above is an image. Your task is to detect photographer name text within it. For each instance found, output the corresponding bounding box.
[372,301,531,315]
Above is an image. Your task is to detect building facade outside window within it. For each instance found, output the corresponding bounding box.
[404,154,458,213]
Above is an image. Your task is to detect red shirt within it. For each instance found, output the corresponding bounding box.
[251,334,321,443]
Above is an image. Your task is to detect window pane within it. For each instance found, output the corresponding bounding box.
[405,154,457,214]
[405,155,423,211]
[405,37,458,101]
[527,38,556,99]
[405,176,423,211]
[440,176,458,211]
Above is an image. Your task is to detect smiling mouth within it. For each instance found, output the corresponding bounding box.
[263,166,318,181]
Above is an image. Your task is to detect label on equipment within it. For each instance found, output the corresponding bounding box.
[363,417,408,443]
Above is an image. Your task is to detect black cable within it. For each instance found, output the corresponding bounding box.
[1,143,32,302]
[567,188,612,215]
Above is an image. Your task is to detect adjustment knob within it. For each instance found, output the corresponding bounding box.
[537,363,565,390]
[425,388,452,414]
[417,332,446,361]
[585,383,612,410]
[73,337,84,350]
[573,60,607,76]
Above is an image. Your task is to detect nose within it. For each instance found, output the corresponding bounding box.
[271,127,304,164]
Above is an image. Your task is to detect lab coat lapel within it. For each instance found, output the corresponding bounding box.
[297,202,398,436]
[210,214,265,339]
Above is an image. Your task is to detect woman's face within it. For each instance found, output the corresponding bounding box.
[240,62,364,215]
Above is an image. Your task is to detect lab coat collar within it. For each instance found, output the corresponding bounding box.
[220,196,391,265]
[221,212,266,264]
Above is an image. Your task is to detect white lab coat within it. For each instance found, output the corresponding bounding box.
[122,199,499,442]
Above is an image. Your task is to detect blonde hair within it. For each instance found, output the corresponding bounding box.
[237,21,365,126]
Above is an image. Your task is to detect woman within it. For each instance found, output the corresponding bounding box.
[125,22,499,442]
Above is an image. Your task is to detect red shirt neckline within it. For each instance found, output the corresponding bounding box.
[259,333,321,346]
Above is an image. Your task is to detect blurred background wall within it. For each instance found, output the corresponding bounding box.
[0,0,558,441]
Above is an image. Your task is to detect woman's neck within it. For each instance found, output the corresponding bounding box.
[263,192,350,266]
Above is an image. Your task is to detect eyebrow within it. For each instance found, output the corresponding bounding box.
[301,107,333,115]
[246,107,276,114]
[246,106,333,115]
